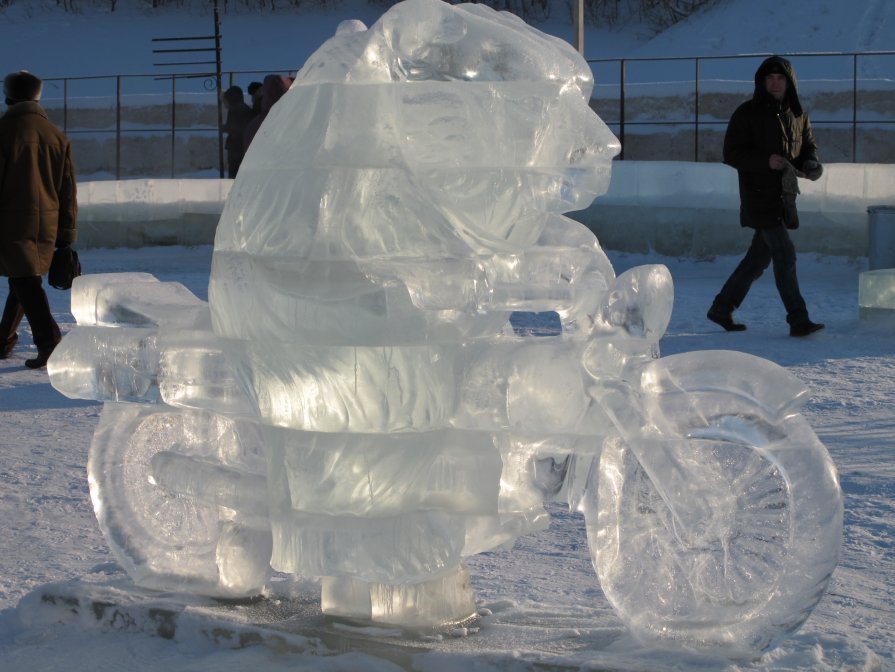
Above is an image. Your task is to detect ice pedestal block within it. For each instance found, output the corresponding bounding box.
[321,563,476,629]
[47,0,841,655]
[859,268,895,317]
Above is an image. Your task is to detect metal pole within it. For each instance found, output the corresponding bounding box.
[852,53,858,162]
[619,59,626,160]
[694,58,700,162]
[573,0,584,56]
[171,76,177,178]
[214,0,225,178]
[116,75,121,180]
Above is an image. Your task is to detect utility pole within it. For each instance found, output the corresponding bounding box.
[573,0,584,56]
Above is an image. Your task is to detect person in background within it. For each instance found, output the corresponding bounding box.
[0,71,77,368]
[707,55,825,337]
[242,74,293,152]
[247,80,263,116]
[221,85,254,178]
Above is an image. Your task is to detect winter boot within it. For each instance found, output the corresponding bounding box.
[707,308,746,332]
[790,320,825,337]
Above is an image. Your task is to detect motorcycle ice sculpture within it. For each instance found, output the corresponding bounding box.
[48,0,843,658]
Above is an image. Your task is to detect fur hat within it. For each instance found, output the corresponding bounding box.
[4,71,42,104]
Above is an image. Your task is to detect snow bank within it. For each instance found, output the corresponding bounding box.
[74,162,895,257]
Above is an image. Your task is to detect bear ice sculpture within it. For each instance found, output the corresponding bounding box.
[49,0,842,658]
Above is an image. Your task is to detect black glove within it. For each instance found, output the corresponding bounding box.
[800,160,823,181]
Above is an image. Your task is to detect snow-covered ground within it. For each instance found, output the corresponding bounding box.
[0,245,891,671]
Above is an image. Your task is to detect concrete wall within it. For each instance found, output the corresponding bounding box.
[75,163,895,258]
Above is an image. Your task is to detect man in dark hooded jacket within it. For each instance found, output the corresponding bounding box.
[707,55,825,337]
[0,71,77,368]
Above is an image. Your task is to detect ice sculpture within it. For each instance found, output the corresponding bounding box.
[48,0,843,659]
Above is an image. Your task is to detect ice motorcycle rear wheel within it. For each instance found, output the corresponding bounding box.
[87,402,271,597]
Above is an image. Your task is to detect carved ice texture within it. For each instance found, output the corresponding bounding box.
[48,0,843,657]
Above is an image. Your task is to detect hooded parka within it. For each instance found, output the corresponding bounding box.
[0,101,77,277]
[723,56,818,229]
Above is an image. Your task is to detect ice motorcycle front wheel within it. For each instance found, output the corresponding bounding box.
[582,351,843,658]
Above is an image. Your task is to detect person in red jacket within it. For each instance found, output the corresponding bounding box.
[0,71,78,368]
[708,56,824,337]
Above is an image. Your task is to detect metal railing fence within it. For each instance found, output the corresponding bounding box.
[587,50,895,163]
[41,69,294,180]
[39,52,895,179]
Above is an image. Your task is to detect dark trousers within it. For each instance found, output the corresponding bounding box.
[711,224,808,324]
[227,152,243,179]
[0,277,61,351]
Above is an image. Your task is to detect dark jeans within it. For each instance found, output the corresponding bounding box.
[0,276,61,351]
[711,224,808,324]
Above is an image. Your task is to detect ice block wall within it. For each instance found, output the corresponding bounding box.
[71,163,895,256]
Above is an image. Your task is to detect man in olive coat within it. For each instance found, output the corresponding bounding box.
[0,71,77,368]
[707,55,824,337]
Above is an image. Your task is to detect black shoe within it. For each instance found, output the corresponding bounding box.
[25,345,57,369]
[707,309,746,332]
[0,335,17,359]
[790,320,825,337]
